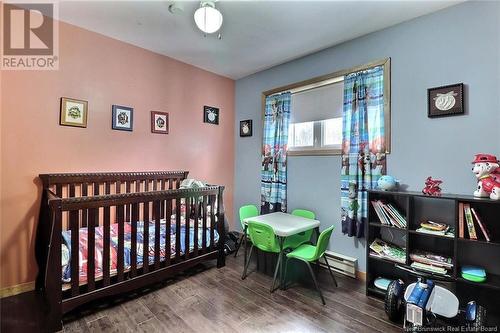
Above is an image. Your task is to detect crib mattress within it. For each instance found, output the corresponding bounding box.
[61,219,218,285]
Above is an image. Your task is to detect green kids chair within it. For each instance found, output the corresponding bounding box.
[241,221,282,293]
[284,225,337,305]
[283,209,316,250]
[234,205,259,258]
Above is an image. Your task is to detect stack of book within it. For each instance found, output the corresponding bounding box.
[369,238,406,264]
[458,203,491,241]
[410,250,453,276]
[371,200,407,228]
[416,220,455,238]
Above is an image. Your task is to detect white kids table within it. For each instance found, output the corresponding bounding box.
[242,212,320,289]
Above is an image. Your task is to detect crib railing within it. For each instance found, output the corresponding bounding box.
[36,171,188,287]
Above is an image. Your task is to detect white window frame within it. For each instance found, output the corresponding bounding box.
[262,58,391,157]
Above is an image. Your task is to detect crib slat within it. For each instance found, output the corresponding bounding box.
[168,179,173,190]
[193,197,199,257]
[103,182,111,286]
[143,202,149,273]
[93,182,99,196]
[153,180,157,191]
[154,200,161,270]
[81,183,88,228]
[202,196,207,252]
[165,199,172,266]
[117,204,124,282]
[116,180,121,194]
[125,182,131,221]
[175,198,181,260]
[160,181,165,217]
[87,208,96,291]
[184,197,190,260]
[69,208,79,296]
[130,203,138,278]
[56,184,62,197]
[210,195,215,250]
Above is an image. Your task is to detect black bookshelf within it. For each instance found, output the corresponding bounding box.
[365,190,500,323]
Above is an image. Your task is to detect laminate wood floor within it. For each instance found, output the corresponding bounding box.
[1,255,403,333]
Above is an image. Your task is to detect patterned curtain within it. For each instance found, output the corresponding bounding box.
[341,66,386,238]
[261,92,291,214]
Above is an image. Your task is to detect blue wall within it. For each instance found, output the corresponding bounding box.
[234,1,500,271]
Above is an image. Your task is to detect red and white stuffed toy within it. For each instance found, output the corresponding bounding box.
[472,154,500,200]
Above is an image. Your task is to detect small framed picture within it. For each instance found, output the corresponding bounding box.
[112,105,133,131]
[60,97,88,127]
[203,106,219,125]
[240,119,253,137]
[428,83,464,118]
[151,111,169,134]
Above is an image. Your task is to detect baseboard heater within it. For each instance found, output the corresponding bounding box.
[319,250,357,278]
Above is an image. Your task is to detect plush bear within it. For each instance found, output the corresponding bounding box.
[472,154,500,200]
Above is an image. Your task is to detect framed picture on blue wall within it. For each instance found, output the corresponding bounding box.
[427,83,464,118]
[240,119,252,137]
[112,105,133,131]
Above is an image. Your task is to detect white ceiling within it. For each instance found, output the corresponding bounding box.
[58,1,462,79]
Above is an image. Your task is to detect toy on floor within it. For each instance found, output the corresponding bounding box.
[422,177,442,196]
[472,154,500,200]
[385,265,486,331]
[377,175,399,191]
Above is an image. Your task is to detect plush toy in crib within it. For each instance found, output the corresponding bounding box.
[471,154,500,200]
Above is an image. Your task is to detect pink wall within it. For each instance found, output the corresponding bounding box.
[0,22,235,289]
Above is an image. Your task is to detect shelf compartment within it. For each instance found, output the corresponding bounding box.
[409,234,455,259]
[411,196,456,231]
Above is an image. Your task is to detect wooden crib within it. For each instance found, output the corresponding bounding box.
[35,171,226,331]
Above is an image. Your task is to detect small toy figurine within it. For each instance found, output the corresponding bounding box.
[422,177,443,196]
[377,175,399,191]
[471,154,500,200]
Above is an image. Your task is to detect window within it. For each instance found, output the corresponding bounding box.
[263,58,391,156]
[287,79,344,155]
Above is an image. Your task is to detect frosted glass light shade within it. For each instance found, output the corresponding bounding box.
[194,4,223,34]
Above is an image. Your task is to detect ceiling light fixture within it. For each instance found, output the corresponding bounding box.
[194,1,223,35]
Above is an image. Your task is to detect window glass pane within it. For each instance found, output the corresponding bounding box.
[288,124,294,147]
[322,118,342,146]
[292,121,314,147]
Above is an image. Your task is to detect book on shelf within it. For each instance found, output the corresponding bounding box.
[410,262,449,276]
[371,200,390,226]
[369,238,406,264]
[470,207,491,242]
[415,227,455,238]
[410,250,453,270]
[420,220,448,231]
[370,200,406,228]
[463,203,477,240]
[459,202,464,238]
